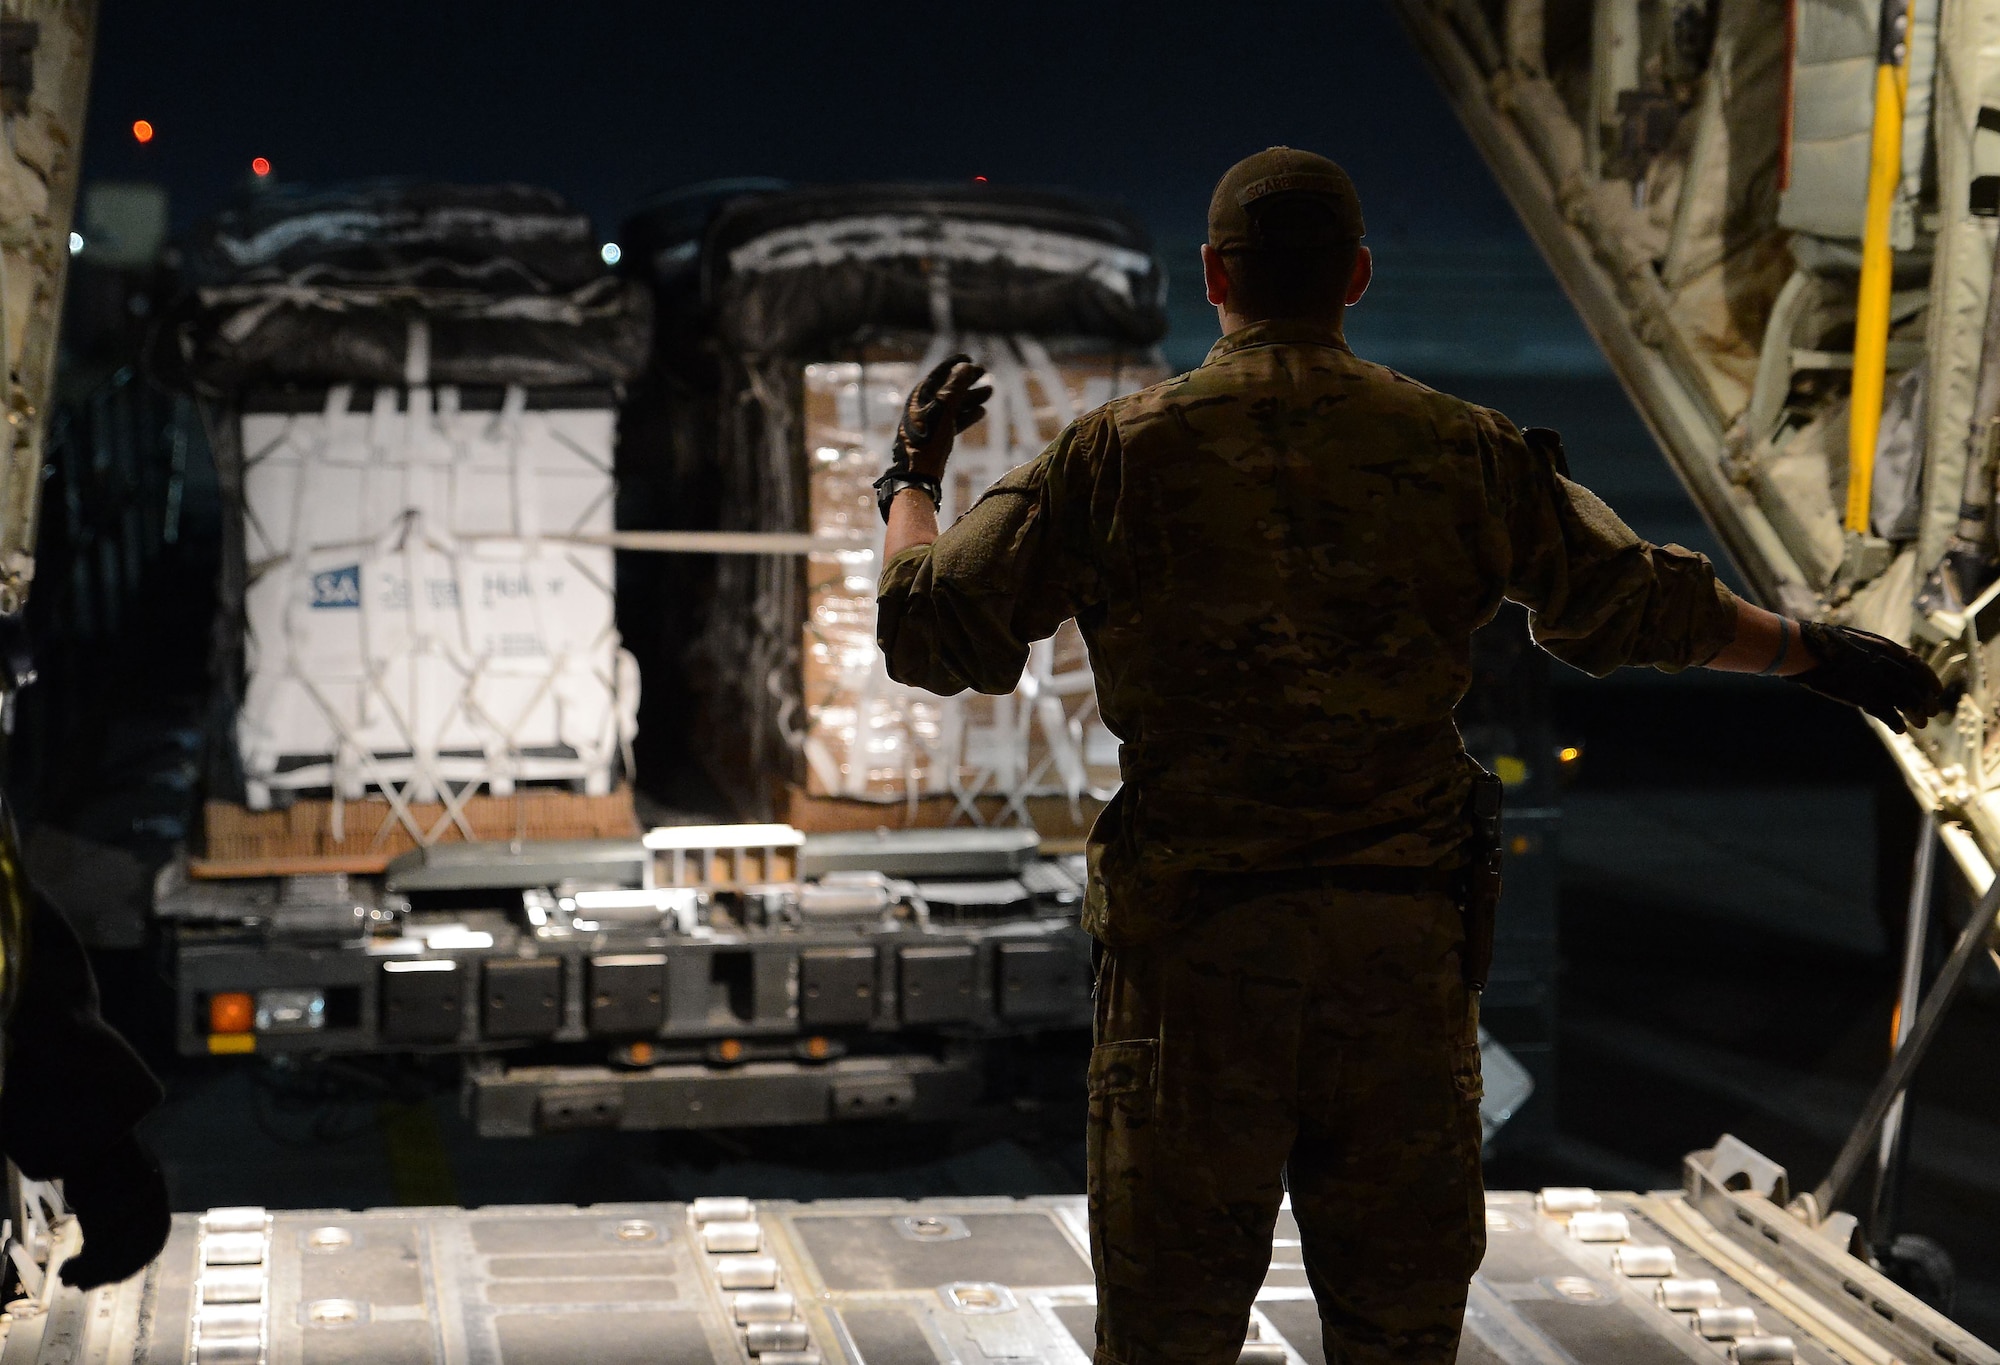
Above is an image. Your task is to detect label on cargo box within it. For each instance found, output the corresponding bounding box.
[495,633,547,658]
[377,574,461,611]
[478,568,566,605]
[309,564,362,609]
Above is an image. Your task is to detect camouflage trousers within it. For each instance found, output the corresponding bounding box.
[1087,879,1486,1365]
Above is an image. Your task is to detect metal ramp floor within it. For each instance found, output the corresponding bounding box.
[7,1176,1990,1364]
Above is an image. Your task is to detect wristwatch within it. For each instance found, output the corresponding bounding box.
[873,469,942,524]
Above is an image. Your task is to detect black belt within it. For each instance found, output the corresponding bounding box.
[1198,861,1462,904]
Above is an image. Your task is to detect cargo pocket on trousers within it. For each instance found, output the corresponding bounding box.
[1451,1040,1489,1277]
[1087,1039,1159,1292]
[1452,1042,1484,1107]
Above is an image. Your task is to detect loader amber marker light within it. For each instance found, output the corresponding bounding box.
[251,156,271,177]
[1558,746,1581,764]
[207,991,257,1052]
[131,118,153,143]
[208,991,254,1035]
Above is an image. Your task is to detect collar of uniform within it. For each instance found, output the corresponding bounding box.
[1203,318,1352,366]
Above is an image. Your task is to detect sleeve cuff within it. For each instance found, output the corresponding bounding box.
[877,543,933,596]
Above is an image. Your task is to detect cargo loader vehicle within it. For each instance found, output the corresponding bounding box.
[153,824,1095,1137]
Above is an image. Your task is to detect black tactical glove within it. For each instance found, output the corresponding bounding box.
[1792,621,1947,734]
[57,1132,171,1290]
[873,353,991,522]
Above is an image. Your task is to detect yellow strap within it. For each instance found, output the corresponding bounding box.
[1845,55,1913,533]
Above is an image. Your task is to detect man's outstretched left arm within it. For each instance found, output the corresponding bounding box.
[1702,598,1944,733]
[1493,415,1943,732]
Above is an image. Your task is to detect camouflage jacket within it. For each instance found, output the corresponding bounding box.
[878,320,1739,945]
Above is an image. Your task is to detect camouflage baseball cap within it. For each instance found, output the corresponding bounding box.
[1208,147,1365,252]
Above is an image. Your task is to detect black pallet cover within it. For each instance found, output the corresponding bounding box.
[614,181,1165,816]
[154,180,650,393]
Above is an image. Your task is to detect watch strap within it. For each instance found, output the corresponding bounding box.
[873,469,942,524]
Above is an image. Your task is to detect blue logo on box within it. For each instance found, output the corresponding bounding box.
[310,565,361,608]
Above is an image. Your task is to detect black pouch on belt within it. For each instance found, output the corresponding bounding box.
[1457,767,1505,991]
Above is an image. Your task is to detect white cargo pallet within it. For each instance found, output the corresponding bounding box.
[236,384,637,810]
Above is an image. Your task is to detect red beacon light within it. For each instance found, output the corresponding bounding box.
[973,175,988,183]
[131,119,154,144]
[251,156,272,177]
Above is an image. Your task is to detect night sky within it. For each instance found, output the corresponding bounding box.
[82,1,1520,252]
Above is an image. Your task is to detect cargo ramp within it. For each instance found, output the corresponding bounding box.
[0,1133,1989,1365]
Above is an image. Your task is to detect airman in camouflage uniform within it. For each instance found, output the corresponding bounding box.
[873,149,1943,1365]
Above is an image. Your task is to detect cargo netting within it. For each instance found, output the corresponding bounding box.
[154,181,651,849]
[799,340,1165,810]
[232,387,636,815]
[625,183,1169,826]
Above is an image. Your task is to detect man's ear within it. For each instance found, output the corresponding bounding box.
[1345,245,1373,307]
[1202,243,1231,308]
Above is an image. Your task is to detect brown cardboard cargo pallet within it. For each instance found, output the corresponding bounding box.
[784,787,1104,853]
[794,350,1142,809]
[193,786,642,879]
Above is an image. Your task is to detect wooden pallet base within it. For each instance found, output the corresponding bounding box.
[784,788,1104,851]
[193,787,643,879]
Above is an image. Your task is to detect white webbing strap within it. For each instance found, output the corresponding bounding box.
[319,385,353,457]
[403,319,431,387]
[366,384,398,457]
[405,384,440,466]
[1013,334,1082,431]
[501,386,540,543]
[725,214,1150,303]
